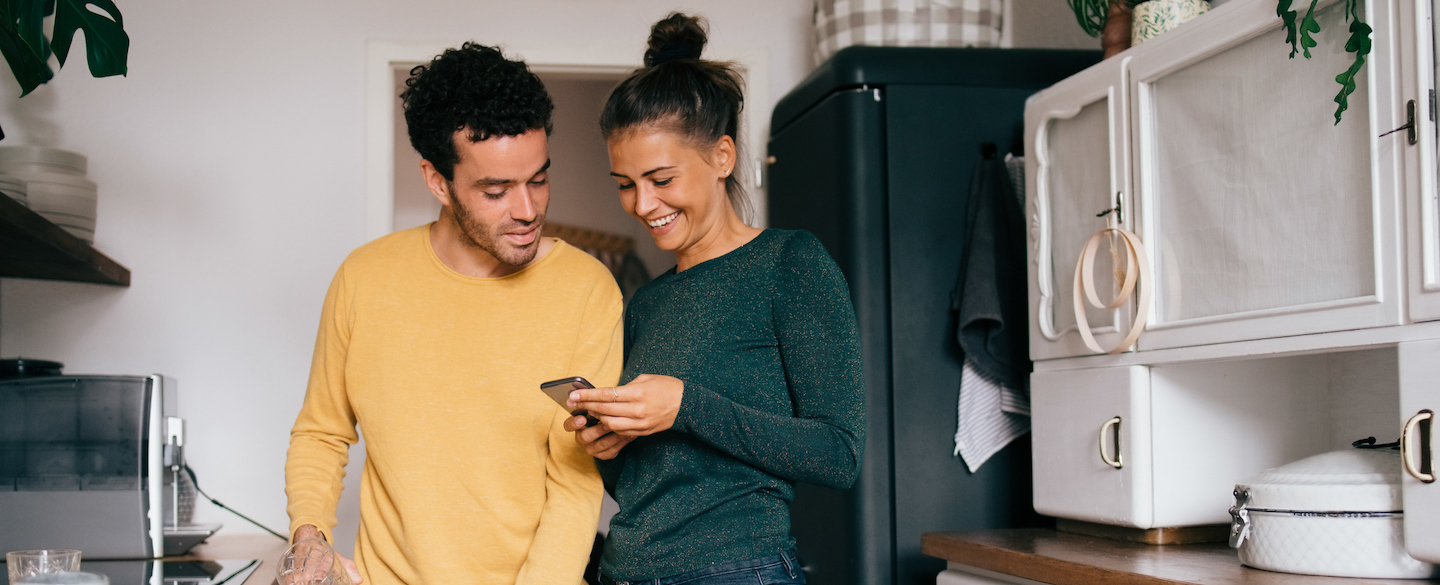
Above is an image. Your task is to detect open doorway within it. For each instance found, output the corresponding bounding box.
[390,67,672,281]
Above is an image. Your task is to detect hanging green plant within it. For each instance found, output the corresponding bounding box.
[0,0,129,139]
[1278,0,1370,124]
[1068,0,1111,37]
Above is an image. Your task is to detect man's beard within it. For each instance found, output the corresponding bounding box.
[450,193,545,268]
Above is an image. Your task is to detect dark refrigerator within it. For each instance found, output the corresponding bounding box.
[766,47,1099,585]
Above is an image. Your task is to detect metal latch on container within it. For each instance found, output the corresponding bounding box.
[1228,488,1251,548]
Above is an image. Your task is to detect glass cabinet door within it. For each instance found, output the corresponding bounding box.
[1026,56,1136,360]
[1129,0,1403,350]
[1406,0,1440,322]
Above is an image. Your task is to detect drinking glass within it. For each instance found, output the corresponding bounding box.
[6,550,81,585]
[276,539,353,585]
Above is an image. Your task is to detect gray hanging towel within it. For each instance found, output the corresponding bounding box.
[951,143,1033,472]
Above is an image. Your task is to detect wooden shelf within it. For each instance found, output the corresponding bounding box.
[922,529,1440,585]
[0,193,129,286]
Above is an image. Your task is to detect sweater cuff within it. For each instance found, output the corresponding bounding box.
[288,517,335,545]
[672,380,721,435]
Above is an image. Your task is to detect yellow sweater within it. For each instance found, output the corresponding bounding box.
[286,225,620,585]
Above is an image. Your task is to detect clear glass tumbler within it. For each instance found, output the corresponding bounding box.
[6,550,81,585]
[276,539,353,585]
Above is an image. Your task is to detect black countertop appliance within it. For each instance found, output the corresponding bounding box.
[766,46,1100,585]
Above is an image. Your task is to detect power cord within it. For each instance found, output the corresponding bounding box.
[182,464,288,541]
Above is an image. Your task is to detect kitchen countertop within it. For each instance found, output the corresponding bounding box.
[922,529,1440,585]
[176,534,289,585]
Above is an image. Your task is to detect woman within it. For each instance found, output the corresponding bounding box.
[563,13,865,585]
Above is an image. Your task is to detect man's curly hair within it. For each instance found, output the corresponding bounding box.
[401,42,554,181]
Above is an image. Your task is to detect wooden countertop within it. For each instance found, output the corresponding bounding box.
[922,529,1440,585]
[181,534,288,585]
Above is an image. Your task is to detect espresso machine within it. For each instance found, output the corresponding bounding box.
[0,374,220,560]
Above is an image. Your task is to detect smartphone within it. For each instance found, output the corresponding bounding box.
[540,377,600,427]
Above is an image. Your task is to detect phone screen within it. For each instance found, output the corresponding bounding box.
[540,377,599,426]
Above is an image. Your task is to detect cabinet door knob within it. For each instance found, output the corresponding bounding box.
[1099,416,1124,469]
[1401,410,1434,483]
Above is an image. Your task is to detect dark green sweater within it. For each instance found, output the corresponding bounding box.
[598,229,865,580]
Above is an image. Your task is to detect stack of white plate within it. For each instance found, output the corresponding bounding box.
[0,173,26,207]
[0,146,96,243]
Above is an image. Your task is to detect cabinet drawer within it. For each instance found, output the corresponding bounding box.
[1032,366,1153,527]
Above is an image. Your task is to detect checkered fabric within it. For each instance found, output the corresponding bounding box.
[813,0,1005,64]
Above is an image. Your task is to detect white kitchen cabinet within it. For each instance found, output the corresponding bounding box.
[1404,0,1440,322]
[1032,366,1152,527]
[1399,340,1440,563]
[1026,0,1407,356]
[1128,0,1404,350]
[1025,56,1135,360]
[1024,0,1440,540]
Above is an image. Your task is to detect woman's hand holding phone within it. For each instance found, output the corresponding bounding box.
[567,374,685,436]
[563,416,637,459]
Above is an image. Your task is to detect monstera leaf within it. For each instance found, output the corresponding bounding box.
[0,0,125,96]
[0,0,54,96]
[52,0,127,77]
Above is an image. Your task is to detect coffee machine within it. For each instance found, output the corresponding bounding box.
[0,374,219,559]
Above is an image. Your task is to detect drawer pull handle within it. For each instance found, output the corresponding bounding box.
[1401,410,1434,483]
[1099,416,1123,469]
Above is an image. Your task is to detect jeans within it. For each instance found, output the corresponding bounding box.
[598,550,805,585]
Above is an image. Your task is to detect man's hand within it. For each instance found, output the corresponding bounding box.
[290,525,363,584]
[563,416,636,459]
[567,374,684,436]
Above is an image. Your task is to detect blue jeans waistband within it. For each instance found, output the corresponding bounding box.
[600,550,801,585]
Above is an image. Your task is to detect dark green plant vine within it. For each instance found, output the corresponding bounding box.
[1067,0,1148,38]
[1279,0,1370,124]
[1068,0,1108,37]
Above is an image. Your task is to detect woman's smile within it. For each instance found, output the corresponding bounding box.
[647,211,679,229]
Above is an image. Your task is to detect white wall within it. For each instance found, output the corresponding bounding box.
[1009,0,1104,50]
[0,0,812,557]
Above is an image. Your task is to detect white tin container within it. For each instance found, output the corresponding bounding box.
[1229,448,1438,579]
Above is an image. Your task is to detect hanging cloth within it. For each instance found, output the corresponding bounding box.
[951,144,1033,473]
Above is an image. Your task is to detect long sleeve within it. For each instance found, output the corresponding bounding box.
[285,264,358,545]
[515,287,622,585]
[669,234,866,489]
[595,304,637,494]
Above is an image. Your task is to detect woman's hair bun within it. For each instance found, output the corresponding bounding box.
[644,13,707,67]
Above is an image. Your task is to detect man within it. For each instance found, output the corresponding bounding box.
[285,43,620,585]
